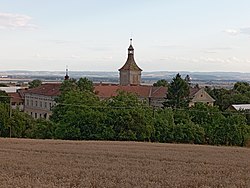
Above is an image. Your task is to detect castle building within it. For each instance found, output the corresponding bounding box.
[119,39,142,86]
[19,39,215,119]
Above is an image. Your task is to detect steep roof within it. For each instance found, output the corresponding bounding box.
[25,83,61,96]
[119,54,142,71]
[94,84,166,99]
[189,87,200,97]
[189,88,215,102]
[119,40,142,71]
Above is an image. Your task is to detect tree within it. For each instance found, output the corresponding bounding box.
[51,77,107,140]
[28,79,42,88]
[0,103,11,137]
[105,91,153,141]
[29,119,56,139]
[0,90,10,104]
[184,75,191,86]
[9,110,36,138]
[233,82,250,94]
[164,73,190,108]
[151,108,175,142]
[77,77,94,92]
[153,79,168,87]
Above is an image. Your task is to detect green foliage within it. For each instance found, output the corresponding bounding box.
[0,103,11,137]
[0,90,10,104]
[233,82,250,94]
[29,119,56,139]
[0,104,37,138]
[105,91,153,141]
[172,123,205,144]
[51,77,108,140]
[9,110,35,138]
[153,79,168,87]
[77,77,94,92]
[164,73,190,108]
[1,77,249,147]
[208,82,250,110]
[28,79,42,88]
[152,108,175,142]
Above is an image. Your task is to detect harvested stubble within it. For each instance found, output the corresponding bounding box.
[0,139,249,188]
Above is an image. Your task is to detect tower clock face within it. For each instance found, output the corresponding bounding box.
[129,50,133,53]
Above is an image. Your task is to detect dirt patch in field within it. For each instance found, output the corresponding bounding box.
[0,138,249,188]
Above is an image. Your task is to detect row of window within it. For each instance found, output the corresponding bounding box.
[26,95,51,101]
[26,99,53,110]
[30,112,48,119]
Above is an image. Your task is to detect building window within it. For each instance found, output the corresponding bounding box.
[26,99,29,106]
[35,113,37,118]
[35,101,38,107]
[201,94,203,97]
[40,101,42,107]
[31,100,33,106]
[45,102,47,108]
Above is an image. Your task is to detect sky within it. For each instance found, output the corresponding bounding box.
[1,0,250,72]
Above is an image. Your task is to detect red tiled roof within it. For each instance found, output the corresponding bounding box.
[94,84,167,99]
[8,92,23,103]
[23,82,167,99]
[25,83,61,96]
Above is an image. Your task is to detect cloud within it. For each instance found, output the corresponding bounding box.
[225,27,250,36]
[0,12,37,29]
[70,54,81,59]
[224,29,239,35]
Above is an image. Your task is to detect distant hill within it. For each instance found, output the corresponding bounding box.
[0,70,250,88]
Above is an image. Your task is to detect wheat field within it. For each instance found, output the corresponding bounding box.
[0,138,249,188]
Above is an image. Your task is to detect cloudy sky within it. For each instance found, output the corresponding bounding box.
[1,0,250,72]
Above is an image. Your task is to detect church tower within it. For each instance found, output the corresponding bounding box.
[119,39,142,86]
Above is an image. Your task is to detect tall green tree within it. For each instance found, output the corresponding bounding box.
[153,79,168,87]
[28,79,42,88]
[105,91,153,141]
[77,77,94,92]
[0,103,10,137]
[51,77,107,140]
[164,73,190,108]
[0,90,10,104]
[151,108,175,142]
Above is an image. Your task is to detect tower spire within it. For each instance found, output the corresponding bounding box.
[64,65,69,80]
[119,39,142,86]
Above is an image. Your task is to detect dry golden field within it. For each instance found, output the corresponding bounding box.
[0,139,249,188]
